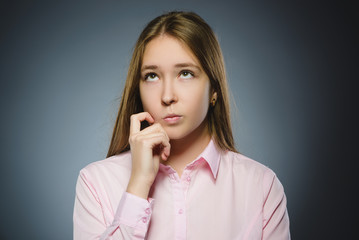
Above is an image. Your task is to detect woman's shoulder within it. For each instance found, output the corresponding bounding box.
[75,152,133,205]
[79,151,132,178]
[221,150,276,177]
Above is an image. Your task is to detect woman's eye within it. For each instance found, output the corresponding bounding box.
[179,71,194,79]
[144,73,159,82]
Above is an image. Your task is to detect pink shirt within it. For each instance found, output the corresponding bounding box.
[73,140,290,239]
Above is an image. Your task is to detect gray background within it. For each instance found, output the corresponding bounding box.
[0,0,355,239]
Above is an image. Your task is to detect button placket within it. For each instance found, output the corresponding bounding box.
[169,173,187,240]
[181,170,192,198]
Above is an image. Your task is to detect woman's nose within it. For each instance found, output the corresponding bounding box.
[161,79,178,106]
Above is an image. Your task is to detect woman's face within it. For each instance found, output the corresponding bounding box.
[139,34,211,140]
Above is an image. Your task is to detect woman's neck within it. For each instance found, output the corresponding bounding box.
[162,121,211,177]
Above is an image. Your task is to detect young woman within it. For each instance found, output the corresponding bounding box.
[74,11,290,240]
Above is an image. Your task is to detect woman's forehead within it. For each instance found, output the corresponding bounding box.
[142,35,201,69]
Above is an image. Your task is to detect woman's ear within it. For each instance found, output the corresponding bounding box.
[211,92,218,106]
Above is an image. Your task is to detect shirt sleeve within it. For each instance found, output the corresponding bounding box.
[262,170,291,240]
[73,170,154,240]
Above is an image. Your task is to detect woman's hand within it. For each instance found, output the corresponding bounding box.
[126,112,170,199]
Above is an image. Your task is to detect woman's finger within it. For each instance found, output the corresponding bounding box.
[137,123,170,159]
[132,131,170,156]
[138,123,169,139]
[129,112,154,136]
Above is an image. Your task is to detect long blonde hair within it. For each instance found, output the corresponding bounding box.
[107,11,236,157]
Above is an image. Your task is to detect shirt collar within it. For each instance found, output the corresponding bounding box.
[192,139,221,179]
[159,139,222,179]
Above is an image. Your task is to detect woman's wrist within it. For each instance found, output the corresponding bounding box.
[126,175,152,199]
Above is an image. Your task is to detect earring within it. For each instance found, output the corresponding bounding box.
[211,92,218,107]
[211,98,216,106]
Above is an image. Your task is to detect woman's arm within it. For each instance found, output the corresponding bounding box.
[73,169,154,240]
[74,112,170,239]
[262,170,291,239]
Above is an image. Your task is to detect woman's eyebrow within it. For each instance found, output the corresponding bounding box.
[141,65,158,72]
[174,63,201,71]
[141,63,201,72]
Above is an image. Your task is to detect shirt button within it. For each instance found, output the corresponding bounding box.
[142,217,147,223]
[186,176,191,182]
[178,209,184,214]
[145,208,151,215]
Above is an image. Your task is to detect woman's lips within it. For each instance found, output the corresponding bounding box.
[163,114,182,124]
